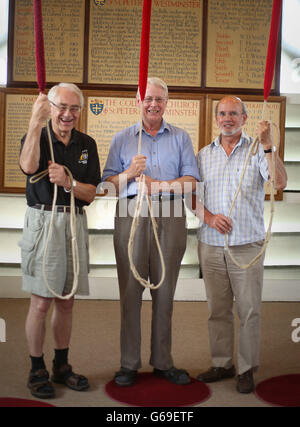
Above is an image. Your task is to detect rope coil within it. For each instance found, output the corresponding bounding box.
[224,101,278,269]
[127,109,166,290]
[29,121,80,300]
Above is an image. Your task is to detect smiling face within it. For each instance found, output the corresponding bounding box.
[216,97,247,138]
[139,83,168,130]
[50,87,81,140]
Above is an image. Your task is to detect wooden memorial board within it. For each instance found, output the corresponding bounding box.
[0,88,204,192]
[205,0,277,90]
[11,0,85,85]
[88,0,203,87]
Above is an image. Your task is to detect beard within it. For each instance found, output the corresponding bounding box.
[219,124,242,137]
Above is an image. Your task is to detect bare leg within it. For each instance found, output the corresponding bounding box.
[25,294,52,357]
[51,296,74,349]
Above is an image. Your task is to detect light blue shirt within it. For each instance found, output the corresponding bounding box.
[102,119,200,199]
[197,132,269,246]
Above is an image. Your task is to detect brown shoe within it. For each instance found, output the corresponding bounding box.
[51,363,89,391]
[237,369,255,393]
[28,369,55,399]
[197,366,236,383]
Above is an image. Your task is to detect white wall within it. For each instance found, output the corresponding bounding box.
[0,190,299,301]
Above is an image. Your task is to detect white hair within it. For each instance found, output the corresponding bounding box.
[137,77,168,100]
[48,83,84,108]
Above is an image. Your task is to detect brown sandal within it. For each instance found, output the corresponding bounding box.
[51,363,89,391]
[28,369,55,399]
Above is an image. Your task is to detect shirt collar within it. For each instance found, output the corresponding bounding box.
[212,131,252,149]
[47,120,77,145]
[134,118,170,136]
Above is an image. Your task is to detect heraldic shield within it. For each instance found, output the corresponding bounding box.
[90,100,104,116]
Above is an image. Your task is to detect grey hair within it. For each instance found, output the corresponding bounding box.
[48,83,84,108]
[215,96,248,116]
[137,77,168,100]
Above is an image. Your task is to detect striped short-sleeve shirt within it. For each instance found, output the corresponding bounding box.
[197,132,269,246]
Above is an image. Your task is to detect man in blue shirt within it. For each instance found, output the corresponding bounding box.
[102,77,200,386]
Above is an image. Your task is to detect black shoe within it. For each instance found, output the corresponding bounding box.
[237,369,255,393]
[197,366,236,383]
[153,367,191,385]
[114,367,137,387]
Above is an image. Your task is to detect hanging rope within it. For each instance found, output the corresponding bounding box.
[31,0,79,299]
[128,0,166,290]
[224,0,282,269]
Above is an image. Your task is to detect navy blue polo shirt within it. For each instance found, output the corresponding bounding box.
[20,121,101,208]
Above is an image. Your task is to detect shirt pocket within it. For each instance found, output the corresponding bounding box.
[236,159,259,191]
[18,211,44,276]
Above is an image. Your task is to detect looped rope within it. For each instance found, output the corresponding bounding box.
[29,120,79,300]
[127,109,166,289]
[224,102,278,269]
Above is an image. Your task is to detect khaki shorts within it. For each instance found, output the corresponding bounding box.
[19,206,90,298]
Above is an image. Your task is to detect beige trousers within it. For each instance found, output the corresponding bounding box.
[19,206,90,298]
[114,198,187,371]
[198,241,265,375]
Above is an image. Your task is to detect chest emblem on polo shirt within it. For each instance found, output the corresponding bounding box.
[93,0,106,6]
[79,150,88,165]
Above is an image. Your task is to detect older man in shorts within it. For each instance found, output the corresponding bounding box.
[19,83,101,399]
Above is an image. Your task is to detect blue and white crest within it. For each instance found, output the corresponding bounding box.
[90,100,104,116]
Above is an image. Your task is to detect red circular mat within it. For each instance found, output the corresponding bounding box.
[0,397,55,407]
[105,373,211,407]
[255,374,300,407]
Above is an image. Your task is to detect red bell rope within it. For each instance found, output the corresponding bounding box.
[32,0,79,300]
[137,0,152,155]
[34,0,46,93]
[138,0,152,102]
[264,0,282,101]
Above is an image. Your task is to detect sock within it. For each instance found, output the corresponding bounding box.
[53,348,69,369]
[30,355,46,372]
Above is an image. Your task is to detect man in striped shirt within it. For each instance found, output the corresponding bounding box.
[196,96,287,393]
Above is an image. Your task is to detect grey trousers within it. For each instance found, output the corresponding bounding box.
[114,198,187,371]
[198,241,265,375]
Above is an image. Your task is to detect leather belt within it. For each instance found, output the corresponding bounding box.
[127,194,183,201]
[32,204,84,215]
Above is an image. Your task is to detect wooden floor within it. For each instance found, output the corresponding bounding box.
[0,299,299,407]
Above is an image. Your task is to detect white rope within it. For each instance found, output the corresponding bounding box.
[29,120,79,300]
[127,108,166,289]
[224,101,278,269]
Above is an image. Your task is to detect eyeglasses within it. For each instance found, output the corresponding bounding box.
[50,101,81,114]
[143,97,167,104]
[217,111,241,118]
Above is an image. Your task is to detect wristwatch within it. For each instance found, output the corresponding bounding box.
[64,179,76,193]
[264,148,272,153]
